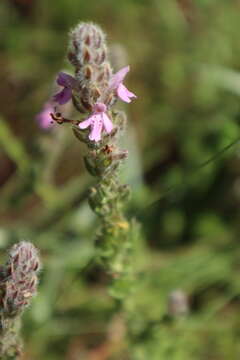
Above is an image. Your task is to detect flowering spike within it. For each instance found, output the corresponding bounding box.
[49,22,138,282]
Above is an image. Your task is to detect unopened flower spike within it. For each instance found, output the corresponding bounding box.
[0,241,41,359]
[3,241,41,317]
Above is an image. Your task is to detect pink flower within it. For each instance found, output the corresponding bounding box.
[53,72,76,105]
[109,66,137,103]
[36,101,54,130]
[79,103,113,142]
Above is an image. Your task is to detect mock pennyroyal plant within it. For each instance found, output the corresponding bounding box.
[50,22,137,282]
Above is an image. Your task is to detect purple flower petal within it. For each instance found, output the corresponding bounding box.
[102,113,113,133]
[117,83,137,103]
[93,103,107,113]
[89,115,103,142]
[78,116,93,129]
[36,102,54,130]
[78,102,114,142]
[53,88,72,105]
[56,72,76,88]
[109,66,130,90]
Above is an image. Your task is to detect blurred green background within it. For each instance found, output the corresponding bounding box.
[1,0,240,359]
